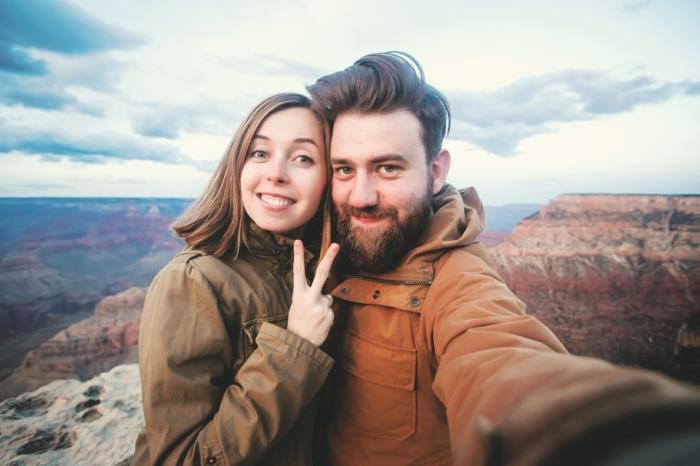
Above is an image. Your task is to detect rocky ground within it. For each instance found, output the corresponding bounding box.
[0,364,142,466]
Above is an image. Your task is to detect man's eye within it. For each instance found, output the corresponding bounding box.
[334,166,353,176]
[380,165,400,175]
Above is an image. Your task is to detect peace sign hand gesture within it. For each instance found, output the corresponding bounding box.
[286,240,340,347]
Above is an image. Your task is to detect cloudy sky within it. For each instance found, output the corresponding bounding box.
[1,0,698,205]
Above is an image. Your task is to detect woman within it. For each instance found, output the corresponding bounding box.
[133,93,339,465]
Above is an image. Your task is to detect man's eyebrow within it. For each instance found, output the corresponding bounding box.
[330,157,352,165]
[252,134,319,148]
[372,154,408,164]
[331,154,409,165]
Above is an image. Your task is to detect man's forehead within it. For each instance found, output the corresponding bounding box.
[330,110,424,161]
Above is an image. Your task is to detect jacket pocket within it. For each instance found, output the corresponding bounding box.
[242,314,288,360]
[338,328,417,440]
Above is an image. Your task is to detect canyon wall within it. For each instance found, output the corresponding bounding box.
[488,194,700,377]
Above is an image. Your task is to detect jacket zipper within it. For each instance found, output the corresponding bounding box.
[350,274,432,287]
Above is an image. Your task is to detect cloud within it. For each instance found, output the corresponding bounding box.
[446,70,700,156]
[0,122,203,168]
[0,0,144,78]
[0,42,47,75]
[0,0,144,116]
[221,54,326,80]
[0,0,145,73]
[0,51,134,115]
[0,76,77,110]
[130,99,244,139]
[0,74,107,116]
[619,0,653,15]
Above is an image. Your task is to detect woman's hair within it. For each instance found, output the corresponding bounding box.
[172,93,332,259]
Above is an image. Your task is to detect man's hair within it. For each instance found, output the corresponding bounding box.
[307,51,451,161]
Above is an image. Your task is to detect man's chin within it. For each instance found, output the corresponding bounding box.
[350,223,389,242]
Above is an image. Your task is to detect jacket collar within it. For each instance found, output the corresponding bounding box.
[245,222,314,267]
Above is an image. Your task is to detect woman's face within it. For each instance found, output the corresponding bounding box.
[240,107,327,237]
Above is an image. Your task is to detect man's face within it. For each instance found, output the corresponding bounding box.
[330,109,434,273]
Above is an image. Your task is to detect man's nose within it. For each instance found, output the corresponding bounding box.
[348,174,378,208]
[265,156,289,184]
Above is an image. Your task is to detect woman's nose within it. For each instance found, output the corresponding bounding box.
[265,157,289,183]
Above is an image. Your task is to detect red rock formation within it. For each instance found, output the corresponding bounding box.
[0,288,146,400]
[488,194,700,377]
[479,231,510,247]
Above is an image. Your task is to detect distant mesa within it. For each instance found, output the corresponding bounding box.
[0,198,188,341]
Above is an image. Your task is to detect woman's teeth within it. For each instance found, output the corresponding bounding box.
[260,194,294,206]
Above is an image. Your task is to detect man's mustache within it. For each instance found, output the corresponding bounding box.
[337,205,399,221]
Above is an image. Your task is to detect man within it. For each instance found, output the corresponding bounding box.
[308,52,700,466]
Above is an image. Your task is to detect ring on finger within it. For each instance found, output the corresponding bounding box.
[324,294,333,306]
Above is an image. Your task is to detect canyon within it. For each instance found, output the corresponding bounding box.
[0,194,698,464]
[0,195,697,404]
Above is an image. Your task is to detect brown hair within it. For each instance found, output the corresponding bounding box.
[307,51,451,161]
[172,93,332,259]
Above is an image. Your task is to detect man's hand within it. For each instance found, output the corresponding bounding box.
[287,240,339,347]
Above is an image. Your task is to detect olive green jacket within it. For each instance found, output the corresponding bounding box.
[133,226,334,465]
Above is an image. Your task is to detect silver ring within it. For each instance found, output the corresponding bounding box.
[324,294,333,306]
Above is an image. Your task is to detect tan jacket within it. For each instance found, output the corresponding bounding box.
[326,185,700,466]
[133,225,334,466]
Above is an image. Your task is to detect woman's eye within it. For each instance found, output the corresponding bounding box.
[294,154,313,165]
[248,150,267,160]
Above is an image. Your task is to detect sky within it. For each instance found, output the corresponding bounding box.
[1,0,698,205]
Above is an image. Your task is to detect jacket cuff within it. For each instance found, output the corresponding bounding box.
[257,321,334,371]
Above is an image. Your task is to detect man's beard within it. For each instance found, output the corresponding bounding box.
[334,194,432,274]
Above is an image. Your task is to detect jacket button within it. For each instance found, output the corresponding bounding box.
[341,287,349,296]
[410,297,421,307]
[372,290,380,299]
[206,457,217,465]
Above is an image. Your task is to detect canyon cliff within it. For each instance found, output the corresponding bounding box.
[488,194,700,377]
[0,288,145,400]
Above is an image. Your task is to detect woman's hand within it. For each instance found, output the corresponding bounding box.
[287,240,340,347]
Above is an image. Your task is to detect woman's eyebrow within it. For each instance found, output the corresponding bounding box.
[252,134,318,148]
[293,138,319,148]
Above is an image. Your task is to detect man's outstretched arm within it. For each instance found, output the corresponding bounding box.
[425,246,700,466]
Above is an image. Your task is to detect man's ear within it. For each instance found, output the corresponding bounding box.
[430,149,451,194]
